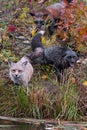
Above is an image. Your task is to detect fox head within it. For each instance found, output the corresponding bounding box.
[29,10,49,29]
[63,50,78,68]
[8,60,28,81]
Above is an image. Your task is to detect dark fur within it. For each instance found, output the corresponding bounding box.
[27,32,78,82]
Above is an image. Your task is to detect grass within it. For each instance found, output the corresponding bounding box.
[0,65,86,121]
[0,0,87,121]
[60,81,79,120]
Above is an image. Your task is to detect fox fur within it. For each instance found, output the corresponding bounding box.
[8,56,33,88]
[26,31,78,82]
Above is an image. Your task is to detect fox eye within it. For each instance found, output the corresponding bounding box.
[18,70,22,73]
[34,20,38,24]
[40,20,44,24]
[68,56,72,59]
[12,69,15,72]
[73,56,75,58]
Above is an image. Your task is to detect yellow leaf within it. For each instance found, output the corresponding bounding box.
[31,28,36,36]
[82,81,87,86]
[41,36,46,44]
[41,75,48,79]
[20,13,26,19]
[22,7,29,13]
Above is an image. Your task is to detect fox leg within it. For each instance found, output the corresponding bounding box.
[54,66,63,85]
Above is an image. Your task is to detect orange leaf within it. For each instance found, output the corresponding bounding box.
[70,77,76,84]
[82,81,87,87]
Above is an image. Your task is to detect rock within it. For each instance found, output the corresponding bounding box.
[82,58,87,65]
[15,35,25,40]
[23,40,30,44]
[77,58,87,65]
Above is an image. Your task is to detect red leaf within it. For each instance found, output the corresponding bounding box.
[19,0,22,2]
[79,2,85,9]
[81,35,87,42]
[26,0,31,4]
[7,24,16,32]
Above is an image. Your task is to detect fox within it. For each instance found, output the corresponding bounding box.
[29,0,74,34]
[26,31,78,82]
[8,56,33,94]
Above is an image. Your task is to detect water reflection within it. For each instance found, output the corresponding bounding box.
[0,124,45,130]
[0,124,81,130]
[0,118,87,130]
[62,126,79,130]
[0,119,45,130]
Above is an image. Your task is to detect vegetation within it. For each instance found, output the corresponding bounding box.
[0,0,87,121]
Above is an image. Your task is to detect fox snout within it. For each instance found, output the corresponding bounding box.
[15,74,19,78]
[34,19,44,29]
[11,70,21,79]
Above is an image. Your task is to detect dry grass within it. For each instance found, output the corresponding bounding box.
[0,0,87,121]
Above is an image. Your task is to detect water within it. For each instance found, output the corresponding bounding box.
[0,124,82,130]
[0,118,87,130]
[0,124,45,130]
[0,118,45,130]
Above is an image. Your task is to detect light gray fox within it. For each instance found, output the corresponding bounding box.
[8,56,33,94]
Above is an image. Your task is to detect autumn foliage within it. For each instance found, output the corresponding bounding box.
[22,0,87,54]
[4,0,87,55]
[53,1,87,54]
[0,0,87,121]
[7,24,16,32]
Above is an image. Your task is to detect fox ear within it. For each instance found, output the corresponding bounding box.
[8,60,14,67]
[22,61,28,68]
[43,13,48,19]
[29,12,35,16]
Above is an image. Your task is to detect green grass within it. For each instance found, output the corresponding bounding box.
[0,0,87,121]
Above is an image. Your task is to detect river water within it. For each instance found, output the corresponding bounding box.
[0,124,45,130]
[0,117,87,130]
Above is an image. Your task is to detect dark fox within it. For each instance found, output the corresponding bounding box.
[26,31,78,82]
[29,0,74,34]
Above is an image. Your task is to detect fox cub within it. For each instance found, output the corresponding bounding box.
[8,56,33,89]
